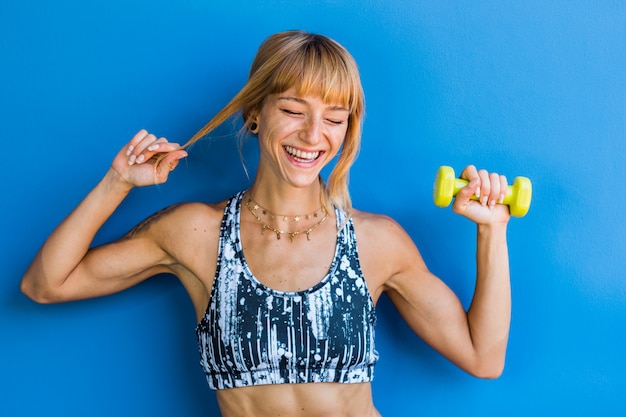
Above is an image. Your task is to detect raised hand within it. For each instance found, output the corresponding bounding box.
[110,129,188,187]
[452,165,511,225]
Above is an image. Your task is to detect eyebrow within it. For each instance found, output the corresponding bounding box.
[277,96,349,112]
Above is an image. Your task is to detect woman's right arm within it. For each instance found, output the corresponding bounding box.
[21,130,188,303]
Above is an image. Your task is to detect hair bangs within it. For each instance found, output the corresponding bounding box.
[268,39,360,112]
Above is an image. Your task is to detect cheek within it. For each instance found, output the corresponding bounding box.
[330,128,348,150]
[257,123,281,148]
[259,116,299,141]
[331,137,345,152]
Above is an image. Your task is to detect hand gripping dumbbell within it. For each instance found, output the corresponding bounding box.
[433,166,532,217]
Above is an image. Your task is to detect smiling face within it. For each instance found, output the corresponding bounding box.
[187,31,364,212]
[255,87,350,189]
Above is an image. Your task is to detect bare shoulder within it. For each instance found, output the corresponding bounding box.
[351,208,413,247]
[124,200,228,278]
[125,201,225,239]
[124,199,229,319]
[351,208,425,301]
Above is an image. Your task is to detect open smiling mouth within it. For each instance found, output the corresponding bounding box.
[284,145,322,163]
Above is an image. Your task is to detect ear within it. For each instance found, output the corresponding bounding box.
[248,120,259,134]
[246,111,260,134]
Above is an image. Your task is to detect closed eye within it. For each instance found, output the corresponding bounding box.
[326,119,346,125]
[281,108,302,116]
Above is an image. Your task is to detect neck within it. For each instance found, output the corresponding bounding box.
[248,176,324,215]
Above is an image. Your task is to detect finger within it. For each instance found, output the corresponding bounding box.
[134,137,171,165]
[131,137,182,166]
[458,164,480,197]
[129,133,160,165]
[477,169,490,206]
[126,129,149,157]
[146,140,183,155]
[128,132,157,165]
[143,142,184,166]
[487,172,501,208]
[146,137,168,153]
[498,175,508,204]
[154,150,188,183]
[460,164,478,182]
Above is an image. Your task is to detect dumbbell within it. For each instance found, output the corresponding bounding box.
[433,166,532,217]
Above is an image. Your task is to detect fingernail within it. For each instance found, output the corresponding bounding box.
[481,196,488,206]
[136,154,145,164]
[489,199,496,208]
[498,194,505,204]
[128,154,136,165]
[126,145,134,156]
[475,187,481,198]
[148,144,160,151]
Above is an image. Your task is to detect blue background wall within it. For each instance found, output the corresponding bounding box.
[2,1,624,416]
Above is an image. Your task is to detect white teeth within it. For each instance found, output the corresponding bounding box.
[285,145,320,162]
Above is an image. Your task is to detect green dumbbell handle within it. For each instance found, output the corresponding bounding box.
[433,166,532,217]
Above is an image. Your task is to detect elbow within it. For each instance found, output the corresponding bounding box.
[473,365,505,380]
[20,276,61,304]
[463,337,509,379]
[467,357,506,380]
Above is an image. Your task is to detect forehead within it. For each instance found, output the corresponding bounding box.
[268,61,356,111]
[293,81,352,109]
[275,90,349,111]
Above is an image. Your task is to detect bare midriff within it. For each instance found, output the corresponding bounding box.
[215,382,381,417]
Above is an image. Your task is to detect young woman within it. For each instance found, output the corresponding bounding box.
[21,30,511,417]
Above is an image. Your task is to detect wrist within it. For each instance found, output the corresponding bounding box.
[477,222,508,238]
[102,168,134,195]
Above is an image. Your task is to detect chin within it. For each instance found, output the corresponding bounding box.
[283,171,323,189]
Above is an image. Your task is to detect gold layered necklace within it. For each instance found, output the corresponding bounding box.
[244,194,328,241]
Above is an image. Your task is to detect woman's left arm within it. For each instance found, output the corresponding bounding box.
[453,164,511,377]
[463,221,510,377]
[369,165,511,379]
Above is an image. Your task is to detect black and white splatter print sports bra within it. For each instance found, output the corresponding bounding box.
[196,191,378,390]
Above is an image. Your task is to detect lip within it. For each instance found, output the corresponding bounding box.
[283,145,324,164]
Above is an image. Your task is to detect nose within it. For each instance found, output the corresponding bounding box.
[300,117,322,145]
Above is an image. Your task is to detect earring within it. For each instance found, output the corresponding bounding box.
[249,121,259,134]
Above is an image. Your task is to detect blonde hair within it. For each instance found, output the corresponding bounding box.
[184,30,364,215]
